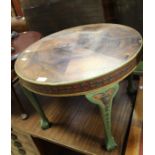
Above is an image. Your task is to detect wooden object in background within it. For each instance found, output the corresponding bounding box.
[18,0,143,36]
[12,0,24,16]
[125,77,143,155]
[11,31,41,62]
[101,0,116,22]
[15,23,142,150]
[12,80,132,155]
[111,0,143,35]
[11,5,16,17]
[11,128,41,155]
[11,31,42,119]
[11,16,28,32]
[19,0,105,36]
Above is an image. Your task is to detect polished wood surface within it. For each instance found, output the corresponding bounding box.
[12,31,42,60]
[15,24,142,96]
[12,0,24,16]
[12,80,132,155]
[11,17,28,32]
[125,77,143,155]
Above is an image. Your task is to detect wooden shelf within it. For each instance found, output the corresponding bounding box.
[12,80,133,155]
[125,77,143,155]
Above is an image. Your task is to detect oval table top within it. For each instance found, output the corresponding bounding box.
[15,23,142,96]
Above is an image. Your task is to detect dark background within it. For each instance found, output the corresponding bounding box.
[18,0,142,36]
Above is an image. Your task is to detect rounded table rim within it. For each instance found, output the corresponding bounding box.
[15,23,143,86]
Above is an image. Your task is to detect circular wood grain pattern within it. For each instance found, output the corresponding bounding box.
[15,23,142,96]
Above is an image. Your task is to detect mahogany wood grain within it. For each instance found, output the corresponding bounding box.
[12,80,132,155]
[12,0,24,16]
[15,23,142,96]
[12,31,41,57]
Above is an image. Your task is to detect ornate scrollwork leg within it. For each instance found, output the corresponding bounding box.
[22,86,51,129]
[85,83,119,151]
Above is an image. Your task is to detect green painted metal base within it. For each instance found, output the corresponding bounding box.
[40,119,52,130]
[105,136,117,151]
[127,61,143,96]
[85,83,119,151]
[21,86,51,130]
[133,61,143,75]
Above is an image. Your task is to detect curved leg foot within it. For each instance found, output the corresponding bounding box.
[86,83,119,151]
[40,119,52,130]
[22,86,51,129]
[105,136,117,151]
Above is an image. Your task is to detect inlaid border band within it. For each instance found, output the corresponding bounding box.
[20,53,141,96]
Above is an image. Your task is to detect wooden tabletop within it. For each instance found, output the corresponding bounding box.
[15,24,142,96]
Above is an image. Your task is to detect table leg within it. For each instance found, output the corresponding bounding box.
[21,87,51,129]
[12,85,28,120]
[85,83,119,151]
